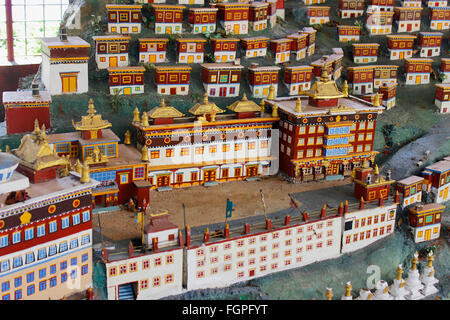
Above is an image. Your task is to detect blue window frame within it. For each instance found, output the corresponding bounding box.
[134,166,145,179]
[24,228,34,241]
[59,241,68,252]
[81,264,88,275]
[82,211,90,222]
[70,239,78,249]
[39,281,46,292]
[60,261,67,270]
[49,221,57,233]
[38,248,47,260]
[12,232,21,244]
[49,245,57,256]
[71,257,77,266]
[49,277,57,288]
[27,273,34,283]
[39,268,46,279]
[61,272,67,283]
[37,225,45,237]
[25,252,34,264]
[81,234,90,245]
[219,74,228,83]
[2,294,10,300]
[90,171,115,182]
[72,214,80,225]
[14,277,21,288]
[27,285,35,296]
[1,260,10,272]
[2,281,10,292]
[13,256,23,268]
[61,217,70,229]
[50,265,56,275]
[14,290,22,300]
[82,253,88,263]
[1,235,9,247]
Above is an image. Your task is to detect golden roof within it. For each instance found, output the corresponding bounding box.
[303,70,345,100]
[148,99,185,119]
[227,93,261,113]
[13,120,68,171]
[189,93,225,116]
[73,99,112,132]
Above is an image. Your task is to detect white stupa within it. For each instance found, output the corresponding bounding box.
[356,288,373,300]
[373,280,393,300]
[405,252,425,300]
[389,264,409,300]
[420,251,439,297]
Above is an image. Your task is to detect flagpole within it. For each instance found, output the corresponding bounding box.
[183,203,186,230]
[260,189,267,220]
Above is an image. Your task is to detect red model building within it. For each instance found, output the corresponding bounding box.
[337,25,361,42]
[283,65,314,95]
[347,66,375,96]
[352,165,395,202]
[155,66,192,95]
[210,38,239,63]
[3,82,51,135]
[418,32,443,57]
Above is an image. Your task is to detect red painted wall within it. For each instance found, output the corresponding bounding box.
[6,107,50,134]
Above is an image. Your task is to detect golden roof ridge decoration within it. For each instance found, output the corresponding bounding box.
[13,119,68,171]
[73,99,112,132]
[304,69,345,100]
[227,93,261,113]
[189,93,225,116]
[148,99,185,119]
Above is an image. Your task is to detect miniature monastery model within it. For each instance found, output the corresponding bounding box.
[439,58,450,83]
[404,58,433,85]
[131,94,278,189]
[103,162,400,300]
[216,3,250,35]
[434,83,450,113]
[352,43,379,64]
[249,2,269,31]
[396,175,424,209]
[269,38,293,64]
[366,8,395,36]
[367,0,395,11]
[401,0,422,7]
[240,37,269,59]
[92,35,131,69]
[188,7,218,34]
[373,65,399,88]
[408,203,445,242]
[386,35,416,61]
[337,25,361,42]
[178,0,204,5]
[108,66,146,95]
[263,70,385,183]
[0,125,98,300]
[154,66,192,96]
[301,27,317,57]
[247,64,281,98]
[310,50,344,80]
[338,0,365,19]
[210,38,239,63]
[306,6,330,25]
[138,38,169,64]
[176,38,207,64]
[347,66,375,95]
[106,4,142,34]
[40,30,89,95]
[429,7,450,30]
[426,0,448,7]
[47,100,150,208]
[2,82,51,135]
[378,82,397,109]
[422,158,450,203]
[201,63,244,97]
[266,0,278,28]
[286,33,308,61]
[152,4,185,35]
[283,65,313,96]
[394,6,422,32]
[302,0,326,4]
[418,32,443,57]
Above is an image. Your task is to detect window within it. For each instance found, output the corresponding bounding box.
[82,211,90,223]
[72,214,80,226]
[61,217,69,229]
[27,285,35,297]
[81,234,90,245]
[37,225,45,237]
[59,241,68,253]
[61,273,67,283]
[37,248,47,260]
[1,1,70,60]
[26,273,34,283]
[12,232,21,244]
[14,277,21,288]
[0,235,8,248]
[39,281,46,292]
[60,261,67,271]
[70,239,78,249]
[25,228,34,241]
[25,252,34,264]
[49,221,57,233]
[81,264,88,275]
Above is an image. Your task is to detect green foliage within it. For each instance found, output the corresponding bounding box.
[141,62,156,72]
[110,90,124,114]
[93,262,107,300]
[192,93,201,103]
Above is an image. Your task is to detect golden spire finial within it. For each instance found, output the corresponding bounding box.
[87,98,96,116]
[345,282,352,297]
[295,97,302,113]
[427,251,434,268]
[5,145,10,153]
[373,93,381,107]
[326,288,333,300]
[80,161,90,184]
[267,84,275,100]
[396,265,403,281]
[161,99,166,108]
[124,130,131,145]
[259,99,265,112]
[242,93,248,101]
[75,159,82,174]
[141,112,150,127]
[374,164,379,176]
[133,107,141,123]
[141,145,149,162]
[411,251,419,270]
[342,80,349,97]
[271,103,279,117]
[203,92,209,104]
[320,68,330,82]
[33,118,41,136]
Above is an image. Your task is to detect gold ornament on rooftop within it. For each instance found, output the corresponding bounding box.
[189,93,224,116]
[295,97,302,113]
[271,103,279,118]
[267,84,275,100]
[80,161,91,184]
[148,99,185,119]
[227,93,261,113]
[124,130,131,145]
[133,107,141,123]
[141,112,150,127]
[141,145,149,162]
[73,98,112,132]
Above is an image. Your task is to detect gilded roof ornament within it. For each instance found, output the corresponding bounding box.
[267,84,275,100]
[189,93,225,116]
[227,94,261,113]
[148,99,185,119]
[305,67,345,100]
[73,99,112,132]
[133,107,141,123]
[295,97,302,113]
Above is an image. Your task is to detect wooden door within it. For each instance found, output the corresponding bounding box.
[407,24,412,32]
[444,187,449,200]
[327,163,339,175]
[399,52,404,60]
[233,24,240,35]
[425,229,431,241]
[188,55,194,63]
[246,166,258,177]
[61,75,77,93]
[149,54,156,63]
[437,23,442,30]
[361,85,365,95]
[170,87,177,95]
[166,27,172,34]
[109,56,118,67]
[428,49,432,57]
[123,87,131,95]
[203,170,216,182]
[157,175,170,187]
[415,76,421,84]
[219,87,227,97]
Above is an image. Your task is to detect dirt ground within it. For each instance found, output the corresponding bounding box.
[92,176,351,241]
